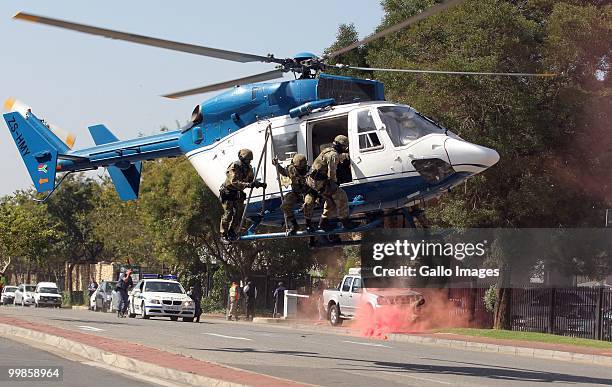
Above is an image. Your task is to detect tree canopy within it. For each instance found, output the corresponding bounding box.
[322,0,611,327]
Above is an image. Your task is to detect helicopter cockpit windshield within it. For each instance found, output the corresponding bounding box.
[378,106,445,146]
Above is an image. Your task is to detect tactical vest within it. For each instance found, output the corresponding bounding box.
[310,148,336,181]
[287,164,309,194]
[224,161,252,188]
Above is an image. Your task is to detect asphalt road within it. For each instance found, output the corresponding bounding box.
[0,335,160,387]
[1,305,611,386]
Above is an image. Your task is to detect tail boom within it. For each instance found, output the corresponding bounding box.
[4,110,182,196]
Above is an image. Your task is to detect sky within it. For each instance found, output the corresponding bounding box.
[0,0,384,196]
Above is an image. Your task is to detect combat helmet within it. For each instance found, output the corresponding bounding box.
[238,149,253,163]
[291,153,307,170]
[333,135,349,151]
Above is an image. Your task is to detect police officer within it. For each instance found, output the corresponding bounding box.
[219,149,266,243]
[187,284,202,323]
[272,154,317,235]
[307,135,358,231]
[243,279,257,321]
[116,268,133,318]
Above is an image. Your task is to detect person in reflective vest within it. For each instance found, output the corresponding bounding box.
[227,281,240,321]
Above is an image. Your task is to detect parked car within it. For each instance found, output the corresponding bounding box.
[34,282,62,308]
[128,278,195,321]
[322,268,425,326]
[1,286,18,305]
[14,284,36,306]
[94,281,117,312]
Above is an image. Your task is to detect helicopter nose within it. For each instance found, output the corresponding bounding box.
[444,138,500,173]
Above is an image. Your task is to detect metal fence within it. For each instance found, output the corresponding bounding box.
[448,287,612,342]
[510,288,612,341]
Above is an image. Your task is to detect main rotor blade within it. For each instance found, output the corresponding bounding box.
[339,65,557,77]
[162,69,285,99]
[326,0,465,59]
[14,12,273,63]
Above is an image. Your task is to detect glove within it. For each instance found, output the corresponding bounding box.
[271,157,279,166]
[250,181,267,189]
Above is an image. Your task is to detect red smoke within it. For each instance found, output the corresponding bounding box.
[351,289,471,340]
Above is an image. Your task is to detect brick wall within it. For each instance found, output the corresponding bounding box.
[67,262,116,291]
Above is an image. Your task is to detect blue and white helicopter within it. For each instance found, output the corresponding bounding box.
[3,1,553,244]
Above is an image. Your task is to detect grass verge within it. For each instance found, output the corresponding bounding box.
[433,328,612,350]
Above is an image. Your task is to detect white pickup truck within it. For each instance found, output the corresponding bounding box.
[322,268,425,326]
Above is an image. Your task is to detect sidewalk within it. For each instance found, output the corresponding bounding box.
[0,315,309,387]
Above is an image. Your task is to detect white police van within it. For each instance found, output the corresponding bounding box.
[128,275,195,321]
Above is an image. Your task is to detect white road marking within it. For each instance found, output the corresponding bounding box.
[252,332,281,337]
[76,325,105,332]
[203,333,252,341]
[342,340,392,348]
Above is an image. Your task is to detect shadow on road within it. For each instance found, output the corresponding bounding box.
[189,347,612,385]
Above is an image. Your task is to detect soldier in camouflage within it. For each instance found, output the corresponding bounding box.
[272,153,317,235]
[219,149,266,243]
[307,135,358,232]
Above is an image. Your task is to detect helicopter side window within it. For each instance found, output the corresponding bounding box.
[378,106,445,146]
[272,132,298,162]
[357,110,382,152]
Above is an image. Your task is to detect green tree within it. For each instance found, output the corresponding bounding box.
[45,174,103,296]
[91,177,155,266]
[0,192,63,282]
[325,0,612,328]
[324,23,370,78]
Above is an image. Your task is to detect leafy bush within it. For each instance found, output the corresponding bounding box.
[484,285,497,313]
[201,265,227,313]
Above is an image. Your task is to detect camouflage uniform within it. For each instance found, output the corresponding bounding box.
[219,151,255,236]
[307,147,349,219]
[275,158,316,223]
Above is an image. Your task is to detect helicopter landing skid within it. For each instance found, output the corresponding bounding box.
[237,218,382,242]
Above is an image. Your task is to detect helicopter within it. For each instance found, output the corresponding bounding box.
[3,0,553,244]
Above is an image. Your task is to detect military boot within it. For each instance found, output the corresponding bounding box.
[305,219,316,233]
[286,219,299,236]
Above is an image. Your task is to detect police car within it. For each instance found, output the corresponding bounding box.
[128,275,195,321]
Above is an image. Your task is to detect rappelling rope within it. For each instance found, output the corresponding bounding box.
[237,123,289,238]
[267,124,288,230]
[237,125,270,235]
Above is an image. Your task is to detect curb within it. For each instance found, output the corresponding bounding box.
[0,323,245,386]
[385,333,612,367]
[251,318,612,366]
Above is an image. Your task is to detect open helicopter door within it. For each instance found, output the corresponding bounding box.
[306,114,352,184]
